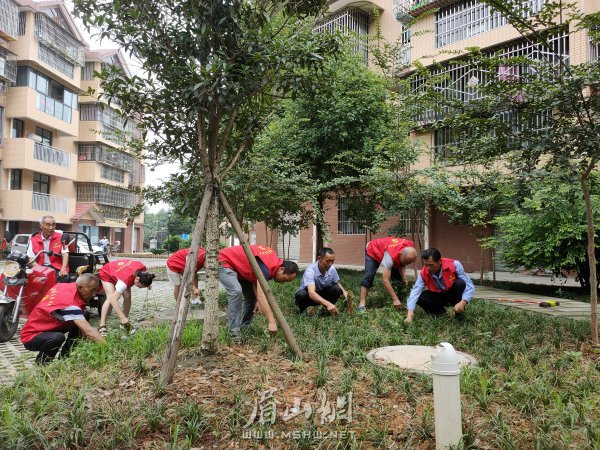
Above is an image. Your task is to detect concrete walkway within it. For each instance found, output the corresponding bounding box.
[474,285,591,321]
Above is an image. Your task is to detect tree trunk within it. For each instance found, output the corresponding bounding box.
[201,187,221,354]
[219,189,304,359]
[581,173,599,346]
[159,184,213,385]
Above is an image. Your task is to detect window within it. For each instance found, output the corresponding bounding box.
[337,196,365,235]
[10,169,22,190]
[11,118,24,138]
[33,173,50,194]
[0,106,3,143]
[315,8,369,62]
[101,165,125,183]
[15,66,78,123]
[435,0,544,48]
[39,44,74,78]
[18,11,25,35]
[35,126,52,146]
[81,61,95,80]
[396,210,424,235]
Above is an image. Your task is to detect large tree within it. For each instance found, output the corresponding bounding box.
[257,51,400,248]
[74,0,341,383]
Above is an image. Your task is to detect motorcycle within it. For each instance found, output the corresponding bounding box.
[0,232,108,343]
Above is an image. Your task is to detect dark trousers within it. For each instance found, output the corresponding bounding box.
[295,285,343,313]
[24,327,82,365]
[417,278,467,315]
[360,253,401,288]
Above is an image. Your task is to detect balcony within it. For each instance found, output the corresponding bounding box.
[34,13,85,66]
[2,138,76,180]
[394,0,457,23]
[77,183,137,208]
[0,46,17,83]
[0,0,18,42]
[0,190,74,222]
[32,192,69,213]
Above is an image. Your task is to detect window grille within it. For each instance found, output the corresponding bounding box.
[78,144,135,172]
[590,38,599,62]
[315,8,369,62]
[0,0,18,41]
[34,13,84,66]
[435,0,544,48]
[39,44,74,78]
[101,165,125,183]
[0,46,17,83]
[81,61,95,80]
[77,183,136,207]
[337,196,365,235]
[398,28,411,67]
[17,11,25,35]
[130,160,145,186]
[98,205,128,221]
[396,209,424,235]
[411,31,569,125]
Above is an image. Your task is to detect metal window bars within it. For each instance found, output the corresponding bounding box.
[77,183,136,207]
[0,0,18,41]
[0,46,17,83]
[34,13,85,66]
[315,8,369,62]
[337,196,365,235]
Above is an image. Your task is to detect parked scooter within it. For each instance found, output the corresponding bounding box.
[0,231,108,343]
[0,250,57,342]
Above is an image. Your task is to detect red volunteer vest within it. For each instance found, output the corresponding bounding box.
[30,231,64,271]
[367,237,415,267]
[219,245,282,282]
[20,283,86,344]
[98,260,147,288]
[421,258,457,293]
[167,247,206,273]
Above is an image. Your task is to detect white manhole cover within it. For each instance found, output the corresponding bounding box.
[366,345,477,374]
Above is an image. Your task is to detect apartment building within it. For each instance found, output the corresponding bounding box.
[0,0,145,252]
[257,0,599,270]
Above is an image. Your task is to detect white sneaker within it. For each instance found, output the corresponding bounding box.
[191,297,203,307]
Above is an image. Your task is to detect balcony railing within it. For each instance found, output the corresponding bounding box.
[32,192,69,213]
[77,183,136,208]
[34,142,71,168]
[34,13,84,66]
[0,46,17,83]
[0,0,18,41]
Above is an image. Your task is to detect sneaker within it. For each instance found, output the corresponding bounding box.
[230,331,242,344]
[119,322,138,336]
[191,297,203,307]
[356,305,367,313]
[98,326,108,337]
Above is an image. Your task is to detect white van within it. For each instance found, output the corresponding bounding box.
[11,234,32,254]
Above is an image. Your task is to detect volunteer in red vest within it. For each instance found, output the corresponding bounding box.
[167,247,206,303]
[21,273,105,365]
[404,248,475,324]
[218,244,298,340]
[358,237,417,312]
[98,260,155,336]
[26,215,69,278]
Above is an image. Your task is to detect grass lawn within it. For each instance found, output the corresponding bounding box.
[1,269,598,449]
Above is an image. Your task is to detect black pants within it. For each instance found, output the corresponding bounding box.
[24,327,82,365]
[295,285,343,313]
[416,278,467,316]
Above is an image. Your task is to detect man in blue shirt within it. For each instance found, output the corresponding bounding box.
[295,247,348,315]
[405,248,475,324]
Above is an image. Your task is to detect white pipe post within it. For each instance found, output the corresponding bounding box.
[312,223,317,262]
[431,342,462,449]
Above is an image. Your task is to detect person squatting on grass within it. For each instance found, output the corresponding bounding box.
[98,260,155,336]
[218,245,298,339]
[404,248,475,324]
[166,247,206,304]
[20,273,105,365]
[27,215,69,279]
[358,237,417,312]
[295,247,348,315]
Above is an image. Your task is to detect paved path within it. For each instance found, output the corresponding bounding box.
[0,281,217,385]
[475,285,591,321]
